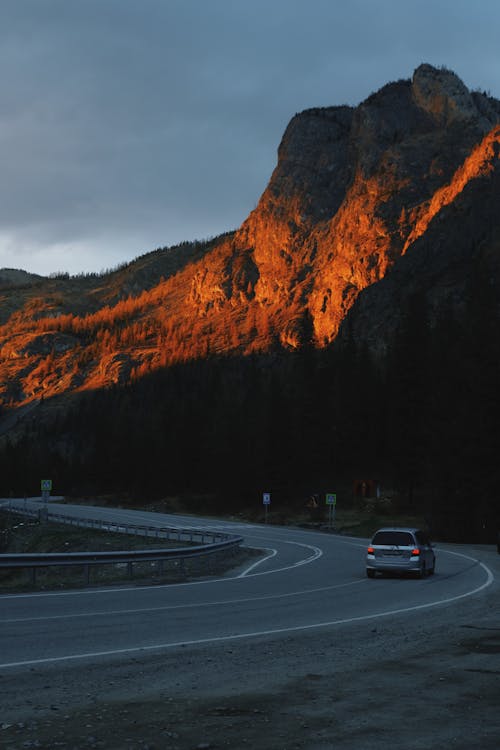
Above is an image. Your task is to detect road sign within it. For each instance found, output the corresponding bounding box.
[263,492,271,505]
[41,479,52,491]
[326,492,337,529]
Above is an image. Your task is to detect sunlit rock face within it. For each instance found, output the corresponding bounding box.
[338,123,500,356]
[230,64,500,344]
[0,64,499,407]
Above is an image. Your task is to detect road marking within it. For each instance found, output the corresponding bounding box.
[237,546,277,576]
[0,578,365,624]
[0,558,493,670]
[242,541,323,576]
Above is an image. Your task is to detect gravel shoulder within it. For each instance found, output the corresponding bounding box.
[1,545,499,750]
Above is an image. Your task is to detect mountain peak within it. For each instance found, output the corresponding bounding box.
[411,63,497,130]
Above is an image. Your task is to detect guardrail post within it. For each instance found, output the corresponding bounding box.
[84,564,90,585]
[127,561,133,579]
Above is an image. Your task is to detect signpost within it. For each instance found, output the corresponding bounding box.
[41,479,52,503]
[326,492,337,529]
[263,492,271,523]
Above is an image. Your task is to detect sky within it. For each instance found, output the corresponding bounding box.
[1,0,499,277]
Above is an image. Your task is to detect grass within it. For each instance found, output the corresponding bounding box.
[220,504,428,540]
[1,515,178,554]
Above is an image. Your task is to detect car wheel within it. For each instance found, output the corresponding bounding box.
[366,569,375,578]
[419,563,426,578]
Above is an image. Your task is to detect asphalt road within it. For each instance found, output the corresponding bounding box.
[0,500,494,671]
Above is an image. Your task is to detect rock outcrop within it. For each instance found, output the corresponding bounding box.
[230,64,500,344]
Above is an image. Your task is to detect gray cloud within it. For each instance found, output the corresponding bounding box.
[0,0,499,275]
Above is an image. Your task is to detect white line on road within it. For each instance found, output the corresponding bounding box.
[0,578,365,624]
[237,546,277,576]
[244,541,323,576]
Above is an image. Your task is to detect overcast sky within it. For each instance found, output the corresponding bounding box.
[1,0,499,276]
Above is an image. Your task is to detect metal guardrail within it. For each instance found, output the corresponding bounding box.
[4,504,232,544]
[0,503,243,586]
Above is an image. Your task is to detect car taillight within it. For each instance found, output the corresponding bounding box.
[367,546,375,554]
[411,548,420,556]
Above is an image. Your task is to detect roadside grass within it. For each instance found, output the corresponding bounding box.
[0,514,179,554]
[218,505,428,540]
[321,507,428,539]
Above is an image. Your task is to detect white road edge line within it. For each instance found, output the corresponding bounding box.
[0,556,493,670]
[1,579,366,624]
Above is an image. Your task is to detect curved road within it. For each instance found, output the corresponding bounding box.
[0,500,494,671]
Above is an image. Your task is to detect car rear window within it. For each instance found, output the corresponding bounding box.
[371,531,414,546]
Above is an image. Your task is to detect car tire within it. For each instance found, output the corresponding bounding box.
[419,563,426,578]
[366,569,375,578]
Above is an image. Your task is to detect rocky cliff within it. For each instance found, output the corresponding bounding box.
[1,64,499,410]
[235,64,500,344]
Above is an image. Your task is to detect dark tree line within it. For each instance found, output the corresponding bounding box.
[1,271,499,543]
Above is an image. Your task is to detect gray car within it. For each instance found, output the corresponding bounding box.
[366,527,435,578]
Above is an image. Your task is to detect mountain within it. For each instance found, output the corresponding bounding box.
[1,64,499,411]
[1,64,500,538]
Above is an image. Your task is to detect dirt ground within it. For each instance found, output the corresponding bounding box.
[2,564,500,750]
